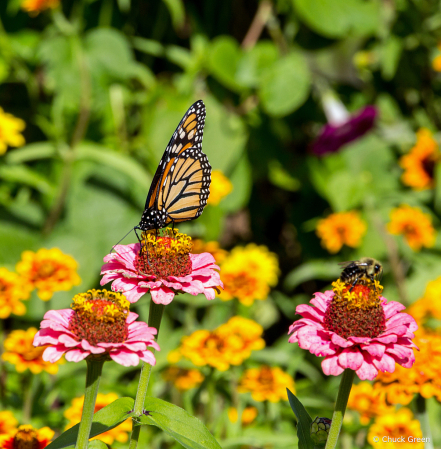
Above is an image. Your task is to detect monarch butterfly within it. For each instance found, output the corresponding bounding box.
[135,100,211,234]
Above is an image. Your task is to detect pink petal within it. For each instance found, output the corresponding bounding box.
[65,349,90,362]
[360,343,385,358]
[43,345,67,363]
[355,353,379,380]
[296,304,325,322]
[310,291,333,312]
[372,353,395,373]
[322,355,345,376]
[383,301,406,318]
[150,286,175,305]
[139,350,157,366]
[331,334,353,348]
[109,349,140,366]
[189,252,217,270]
[81,340,106,354]
[58,334,81,348]
[338,348,364,370]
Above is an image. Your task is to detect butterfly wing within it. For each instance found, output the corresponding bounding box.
[139,100,208,230]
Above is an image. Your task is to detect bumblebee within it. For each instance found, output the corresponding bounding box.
[339,258,383,291]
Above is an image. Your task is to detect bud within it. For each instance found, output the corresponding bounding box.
[310,417,331,447]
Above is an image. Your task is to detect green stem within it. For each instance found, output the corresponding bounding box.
[324,369,355,449]
[129,301,165,449]
[22,372,34,421]
[75,360,104,449]
[415,394,434,449]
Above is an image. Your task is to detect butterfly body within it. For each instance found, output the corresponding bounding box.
[137,100,210,231]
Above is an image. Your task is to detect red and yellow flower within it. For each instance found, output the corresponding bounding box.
[220,244,279,306]
[0,267,31,319]
[388,205,436,251]
[228,406,258,425]
[0,411,18,437]
[400,128,440,190]
[16,248,81,301]
[64,393,131,445]
[207,170,233,205]
[0,108,25,155]
[238,366,295,402]
[162,367,204,391]
[0,425,53,449]
[21,0,59,14]
[2,327,61,374]
[174,316,265,371]
[316,211,366,253]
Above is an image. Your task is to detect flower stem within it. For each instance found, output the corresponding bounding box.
[324,369,355,449]
[75,359,104,449]
[415,394,434,449]
[129,301,165,449]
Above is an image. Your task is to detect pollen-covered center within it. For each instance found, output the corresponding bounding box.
[68,289,129,346]
[12,425,39,449]
[323,279,386,339]
[135,229,193,279]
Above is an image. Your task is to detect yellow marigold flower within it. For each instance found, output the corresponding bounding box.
[0,268,31,319]
[238,366,295,402]
[16,248,81,301]
[21,0,59,13]
[0,412,18,436]
[2,327,61,375]
[374,329,441,405]
[399,128,440,190]
[316,211,367,254]
[192,239,228,264]
[388,205,436,251]
[220,244,279,306]
[367,408,423,448]
[207,170,233,205]
[228,407,258,425]
[162,366,204,391]
[64,393,131,445]
[0,425,54,449]
[0,108,25,155]
[347,381,393,425]
[177,316,265,371]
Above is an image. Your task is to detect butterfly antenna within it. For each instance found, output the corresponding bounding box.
[110,228,135,254]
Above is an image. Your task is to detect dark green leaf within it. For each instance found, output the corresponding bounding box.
[138,397,222,449]
[287,389,314,449]
[45,398,135,449]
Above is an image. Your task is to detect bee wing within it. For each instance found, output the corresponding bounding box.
[338,261,354,267]
[338,260,369,267]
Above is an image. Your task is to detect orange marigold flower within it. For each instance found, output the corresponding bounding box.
[433,55,441,72]
[220,244,279,306]
[162,366,204,391]
[207,170,233,205]
[176,316,265,371]
[388,205,436,251]
[0,108,25,155]
[21,0,59,13]
[238,366,295,402]
[228,406,258,425]
[348,381,393,425]
[374,329,441,405]
[400,128,440,190]
[64,393,131,445]
[0,267,31,319]
[0,412,18,436]
[2,327,61,375]
[0,425,53,449]
[367,408,423,449]
[316,211,366,253]
[16,248,81,301]
[192,239,228,264]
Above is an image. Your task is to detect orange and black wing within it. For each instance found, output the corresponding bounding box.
[139,100,209,230]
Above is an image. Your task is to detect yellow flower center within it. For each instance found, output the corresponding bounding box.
[69,289,129,347]
[323,279,386,338]
[135,229,193,279]
[35,262,56,279]
[13,425,39,449]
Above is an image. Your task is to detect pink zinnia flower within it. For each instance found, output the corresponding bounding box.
[100,229,222,305]
[288,280,418,380]
[33,289,159,367]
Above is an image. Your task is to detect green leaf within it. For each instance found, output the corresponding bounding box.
[380,35,402,81]
[287,389,314,449]
[75,142,151,190]
[88,441,108,449]
[4,142,57,163]
[162,0,185,29]
[139,397,222,449]
[45,398,135,449]
[132,37,165,57]
[268,160,301,192]
[208,36,244,92]
[292,0,380,39]
[259,51,311,117]
[0,165,54,194]
[284,261,341,290]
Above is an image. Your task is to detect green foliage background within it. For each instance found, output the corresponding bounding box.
[1,0,441,448]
